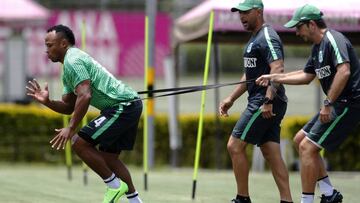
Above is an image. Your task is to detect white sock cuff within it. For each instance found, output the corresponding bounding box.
[126,191,139,199]
[103,173,116,183]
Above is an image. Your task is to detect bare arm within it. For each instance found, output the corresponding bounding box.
[219,75,247,117]
[26,79,76,115]
[275,70,315,85]
[326,63,351,102]
[264,59,284,99]
[261,60,284,119]
[256,70,316,86]
[50,80,92,150]
[45,94,76,115]
[68,80,92,131]
[228,74,248,102]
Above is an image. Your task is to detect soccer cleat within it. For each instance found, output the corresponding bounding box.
[320,189,343,203]
[102,181,129,203]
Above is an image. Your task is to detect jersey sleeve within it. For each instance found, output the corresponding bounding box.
[65,58,91,89]
[262,27,284,64]
[62,85,73,95]
[61,72,73,95]
[326,31,350,67]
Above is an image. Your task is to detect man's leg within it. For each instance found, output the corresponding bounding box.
[227,136,251,201]
[72,135,128,203]
[260,141,293,202]
[299,138,321,203]
[100,151,143,203]
[100,151,136,193]
[294,131,334,195]
[72,135,113,179]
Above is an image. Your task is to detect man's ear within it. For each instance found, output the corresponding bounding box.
[309,20,316,30]
[60,38,68,48]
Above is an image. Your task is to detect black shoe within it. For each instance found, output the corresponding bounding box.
[320,189,343,203]
[231,199,251,203]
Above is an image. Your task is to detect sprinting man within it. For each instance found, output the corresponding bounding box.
[26,24,143,203]
[219,0,293,202]
[256,4,360,203]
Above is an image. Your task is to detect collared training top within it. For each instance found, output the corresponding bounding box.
[62,47,138,111]
[304,29,360,102]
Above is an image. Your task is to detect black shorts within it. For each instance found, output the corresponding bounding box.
[78,100,143,153]
[303,103,360,151]
[231,98,287,146]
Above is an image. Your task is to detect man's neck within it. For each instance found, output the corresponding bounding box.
[252,19,265,35]
[60,46,72,63]
[313,28,327,44]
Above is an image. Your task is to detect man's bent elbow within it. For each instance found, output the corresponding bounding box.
[64,107,74,115]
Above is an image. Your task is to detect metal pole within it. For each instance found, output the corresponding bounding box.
[81,19,89,186]
[164,56,181,167]
[212,36,222,169]
[144,0,157,190]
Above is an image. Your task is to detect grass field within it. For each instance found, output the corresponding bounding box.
[0,165,359,203]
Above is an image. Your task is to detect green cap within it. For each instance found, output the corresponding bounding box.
[231,0,264,12]
[284,4,323,28]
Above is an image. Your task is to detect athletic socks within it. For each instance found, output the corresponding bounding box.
[127,191,143,203]
[103,173,120,189]
[301,192,314,203]
[317,175,334,196]
[236,195,252,203]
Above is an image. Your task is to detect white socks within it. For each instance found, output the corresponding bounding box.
[301,193,314,203]
[103,173,120,189]
[104,174,142,203]
[127,191,143,203]
[317,176,334,196]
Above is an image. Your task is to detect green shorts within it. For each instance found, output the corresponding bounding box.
[231,98,287,146]
[303,103,360,151]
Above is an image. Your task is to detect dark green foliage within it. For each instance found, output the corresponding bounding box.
[0,105,359,170]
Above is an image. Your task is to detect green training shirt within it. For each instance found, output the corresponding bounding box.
[62,47,138,110]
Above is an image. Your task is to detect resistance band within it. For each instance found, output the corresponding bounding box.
[125,79,256,103]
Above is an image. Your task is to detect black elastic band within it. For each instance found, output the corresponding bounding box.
[120,79,256,103]
[137,80,254,95]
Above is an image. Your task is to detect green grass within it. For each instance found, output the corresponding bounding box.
[0,165,359,203]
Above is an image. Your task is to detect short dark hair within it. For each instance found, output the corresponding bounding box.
[47,24,76,45]
[313,18,327,29]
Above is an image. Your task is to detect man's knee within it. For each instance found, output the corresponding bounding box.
[72,135,92,152]
[227,136,245,156]
[299,139,319,157]
[293,130,306,149]
[260,142,281,162]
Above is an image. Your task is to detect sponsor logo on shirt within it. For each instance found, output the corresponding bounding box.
[315,65,331,79]
[244,57,257,68]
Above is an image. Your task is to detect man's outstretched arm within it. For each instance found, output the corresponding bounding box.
[256,70,316,86]
[26,79,76,115]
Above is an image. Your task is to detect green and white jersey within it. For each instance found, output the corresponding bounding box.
[62,47,138,111]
